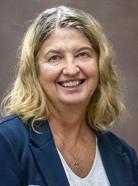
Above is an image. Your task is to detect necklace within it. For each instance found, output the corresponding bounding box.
[74,161,80,169]
[70,153,84,172]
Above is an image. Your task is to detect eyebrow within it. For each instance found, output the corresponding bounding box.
[44,46,95,57]
[75,46,95,53]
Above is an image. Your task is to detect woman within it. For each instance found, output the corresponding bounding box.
[0,6,137,186]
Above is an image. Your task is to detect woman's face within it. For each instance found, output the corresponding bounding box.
[38,28,99,109]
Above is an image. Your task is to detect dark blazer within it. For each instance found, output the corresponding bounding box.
[0,115,137,186]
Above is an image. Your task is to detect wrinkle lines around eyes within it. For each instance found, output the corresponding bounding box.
[42,46,96,60]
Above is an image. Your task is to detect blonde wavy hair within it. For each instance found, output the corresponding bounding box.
[1,6,123,131]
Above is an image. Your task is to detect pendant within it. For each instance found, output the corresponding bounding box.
[74,161,79,169]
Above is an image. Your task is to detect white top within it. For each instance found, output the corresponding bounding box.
[57,139,110,186]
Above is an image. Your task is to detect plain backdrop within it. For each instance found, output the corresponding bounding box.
[0,0,138,152]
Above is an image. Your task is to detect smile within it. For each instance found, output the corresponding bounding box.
[58,80,85,88]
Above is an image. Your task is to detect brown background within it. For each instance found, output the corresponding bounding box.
[0,0,138,152]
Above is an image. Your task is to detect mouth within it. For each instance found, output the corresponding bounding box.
[57,79,85,88]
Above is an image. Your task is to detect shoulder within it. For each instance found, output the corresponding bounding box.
[0,114,25,126]
[0,115,32,183]
[0,115,29,151]
[0,115,28,136]
[97,131,138,171]
[97,131,137,155]
[97,131,138,184]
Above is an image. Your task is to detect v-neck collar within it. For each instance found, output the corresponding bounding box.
[27,120,136,186]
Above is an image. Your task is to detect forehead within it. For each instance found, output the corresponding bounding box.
[48,27,88,39]
[39,28,93,53]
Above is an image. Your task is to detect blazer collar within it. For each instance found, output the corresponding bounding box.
[96,132,136,186]
[28,120,70,186]
[29,120,53,147]
[27,121,135,186]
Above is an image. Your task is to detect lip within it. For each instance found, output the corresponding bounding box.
[57,79,86,88]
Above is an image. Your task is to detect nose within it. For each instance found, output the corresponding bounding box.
[63,57,80,76]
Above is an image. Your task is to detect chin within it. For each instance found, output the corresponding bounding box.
[60,96,90,106]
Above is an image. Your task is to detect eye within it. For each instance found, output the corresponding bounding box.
[48,54,62,64]
[77,52,90,58]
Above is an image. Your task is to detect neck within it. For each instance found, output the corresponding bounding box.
[47,103,93,149]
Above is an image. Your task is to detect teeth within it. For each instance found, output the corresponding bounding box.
[62,80,81,87]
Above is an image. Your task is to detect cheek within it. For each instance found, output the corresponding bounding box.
[39,65,56,84]
[82,62,99,78]
[90,66,98,77]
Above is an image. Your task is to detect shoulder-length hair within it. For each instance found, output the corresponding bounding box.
[1,6,123,131]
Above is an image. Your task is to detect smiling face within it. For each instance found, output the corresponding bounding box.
[38,28,99,110]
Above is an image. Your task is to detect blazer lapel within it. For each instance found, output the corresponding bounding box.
[28,120,69,186]
[97,132,136,186]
